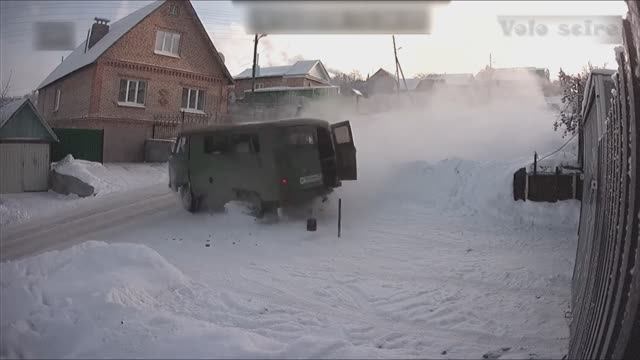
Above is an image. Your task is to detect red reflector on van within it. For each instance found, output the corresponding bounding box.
[280,178,288,186]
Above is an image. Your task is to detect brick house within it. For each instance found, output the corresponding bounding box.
[233,60,332,99]
[37,0,234,162]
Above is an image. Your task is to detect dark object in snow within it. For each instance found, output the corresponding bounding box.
[466,248,473,253]
[120,320,124,325]
[513,167,526,201]
[50,170,95,197]
[441,350,447,355]
[483,347,511,359]
[535,295,541,299]
[307,217,317,231]
[205,243,210,247]
[233,241,236,245]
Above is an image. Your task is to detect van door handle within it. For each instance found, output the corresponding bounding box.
[209,177,213,183]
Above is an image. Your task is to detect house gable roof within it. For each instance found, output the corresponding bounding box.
[38,0,233,89]
[0,98,59,142]
[234,60,331,83]
[181,0,234,85]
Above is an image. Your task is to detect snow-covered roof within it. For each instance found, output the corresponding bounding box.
[422,73,475,86]
[244,85,339,93]
[400,78,421,91]
[0,98,59,141]
[235,60,330,82]
[38,1,165,89]
[0,98,28,127]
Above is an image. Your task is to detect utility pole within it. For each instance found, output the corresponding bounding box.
[392,35,409,94]
[251,34,268,94]
[392,35,400,96]
[489,53,492,69]
[397,58,409,93]
[251,34,259,94]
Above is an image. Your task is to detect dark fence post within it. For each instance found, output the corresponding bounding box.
[338,198,342,238]
[555,166,561,202]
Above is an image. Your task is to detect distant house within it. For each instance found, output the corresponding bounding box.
[365,68,422,95]
[415,73,475,91]
[233,60,332,99]
[0,98,59,193]
[475,67,550,87]
[365,68,397,95]
[37,0,234,162]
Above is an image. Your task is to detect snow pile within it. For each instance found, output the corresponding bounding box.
[1,160,167,226]
[52,155,112,195]
[0,241,378,359]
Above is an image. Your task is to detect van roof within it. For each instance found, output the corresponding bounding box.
[179,118,331,136]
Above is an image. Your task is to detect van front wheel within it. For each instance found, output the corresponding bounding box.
[179,183,196,213]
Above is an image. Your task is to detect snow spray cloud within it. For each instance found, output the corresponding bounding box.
[300,71,568,221]
[303,70,563,167]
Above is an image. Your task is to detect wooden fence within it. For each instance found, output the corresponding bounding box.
[151,112,215,139]
[569,2,640,358]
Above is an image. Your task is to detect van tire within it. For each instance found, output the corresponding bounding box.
[179,183,196,213]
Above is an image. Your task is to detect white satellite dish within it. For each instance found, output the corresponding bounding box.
[218,52,225,64]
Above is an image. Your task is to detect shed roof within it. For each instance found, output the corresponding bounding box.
[0,98,59,142]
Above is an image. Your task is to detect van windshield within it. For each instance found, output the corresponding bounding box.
[284,126,316,146]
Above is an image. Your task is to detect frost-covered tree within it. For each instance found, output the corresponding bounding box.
[553,65,594,137]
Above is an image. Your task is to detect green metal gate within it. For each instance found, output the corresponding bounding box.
[51,128,104,163]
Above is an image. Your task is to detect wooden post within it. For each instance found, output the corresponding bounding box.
[392,35,400,96]
[251,34,259,94]
[338,198,342,238]
[555,166,561,202]
[529,152,537,200]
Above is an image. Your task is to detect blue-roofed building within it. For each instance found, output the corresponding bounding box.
[0,98,59,193]
[233,60,333,99]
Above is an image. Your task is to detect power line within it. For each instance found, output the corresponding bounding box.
[538,131,578,163]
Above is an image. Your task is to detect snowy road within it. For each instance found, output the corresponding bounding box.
[1,88,582,358]
[0,184,174,261]
[1,159,580,359]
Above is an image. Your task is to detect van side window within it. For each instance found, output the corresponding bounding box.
[231,134,260,153]
[204,135,229,154]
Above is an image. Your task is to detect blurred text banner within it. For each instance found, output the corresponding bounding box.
[33,22,76,51]
[234,1,448,34]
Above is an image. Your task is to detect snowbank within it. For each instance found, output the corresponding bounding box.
[52,155,113,195]
[0,242,378,359]
[0,160,167,226]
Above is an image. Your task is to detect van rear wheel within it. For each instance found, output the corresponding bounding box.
[179,183,196,213]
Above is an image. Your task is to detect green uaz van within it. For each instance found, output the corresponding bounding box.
[168,118,357,216]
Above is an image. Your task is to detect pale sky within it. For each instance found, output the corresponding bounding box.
[0,0,629,97]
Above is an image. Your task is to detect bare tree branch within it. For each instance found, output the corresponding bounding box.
[1,70,13,101]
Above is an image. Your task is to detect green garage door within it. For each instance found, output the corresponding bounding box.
[51,128,104,163]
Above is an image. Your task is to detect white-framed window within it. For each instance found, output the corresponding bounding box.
[155,30,180,57]
[118,79,146,106]
[181,88,204,112]
[255,83,264,89]
[169,3,179,17]
[54,89,61,111]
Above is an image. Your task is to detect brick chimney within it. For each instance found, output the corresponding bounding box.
[88,17,110,50]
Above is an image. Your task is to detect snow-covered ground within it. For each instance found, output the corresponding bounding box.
[1,82,580,358]
[0,160,167,227]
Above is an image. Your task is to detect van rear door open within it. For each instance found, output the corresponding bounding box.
[331,121,357,180]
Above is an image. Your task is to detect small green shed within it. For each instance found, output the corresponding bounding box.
[0,98,59,193]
